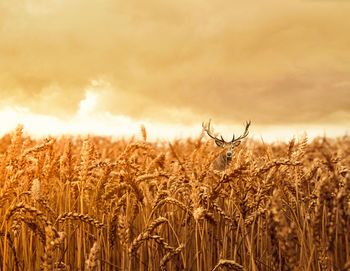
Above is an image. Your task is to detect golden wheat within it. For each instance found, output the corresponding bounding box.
[0,126,349,270]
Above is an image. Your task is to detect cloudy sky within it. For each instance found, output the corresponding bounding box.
[0,0,349,141]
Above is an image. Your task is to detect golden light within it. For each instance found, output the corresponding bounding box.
[0,0,349,142]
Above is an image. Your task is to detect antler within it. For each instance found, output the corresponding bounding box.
[202,119,220,141]
[232,120,251,142]
[202,120,251,144]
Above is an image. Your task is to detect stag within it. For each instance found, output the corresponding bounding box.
[202,120,251,171]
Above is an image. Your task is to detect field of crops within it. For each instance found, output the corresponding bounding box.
[0,124,349,271]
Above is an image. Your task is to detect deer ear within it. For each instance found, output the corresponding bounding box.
[215,140,225,148]
[233,141,241,147]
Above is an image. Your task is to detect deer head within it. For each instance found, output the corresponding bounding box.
[202,120,251,171]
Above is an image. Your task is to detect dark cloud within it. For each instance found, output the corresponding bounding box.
[0,0,349,125]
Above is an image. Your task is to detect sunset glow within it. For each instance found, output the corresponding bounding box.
[0,0,349,142]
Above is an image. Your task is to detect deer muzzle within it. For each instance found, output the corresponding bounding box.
[226,151,232,164]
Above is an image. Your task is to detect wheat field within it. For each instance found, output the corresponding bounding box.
[0,124,349,271]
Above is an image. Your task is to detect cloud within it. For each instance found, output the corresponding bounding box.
[0,0,349,126]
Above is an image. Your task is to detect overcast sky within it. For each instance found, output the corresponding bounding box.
[0,0,349,141]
